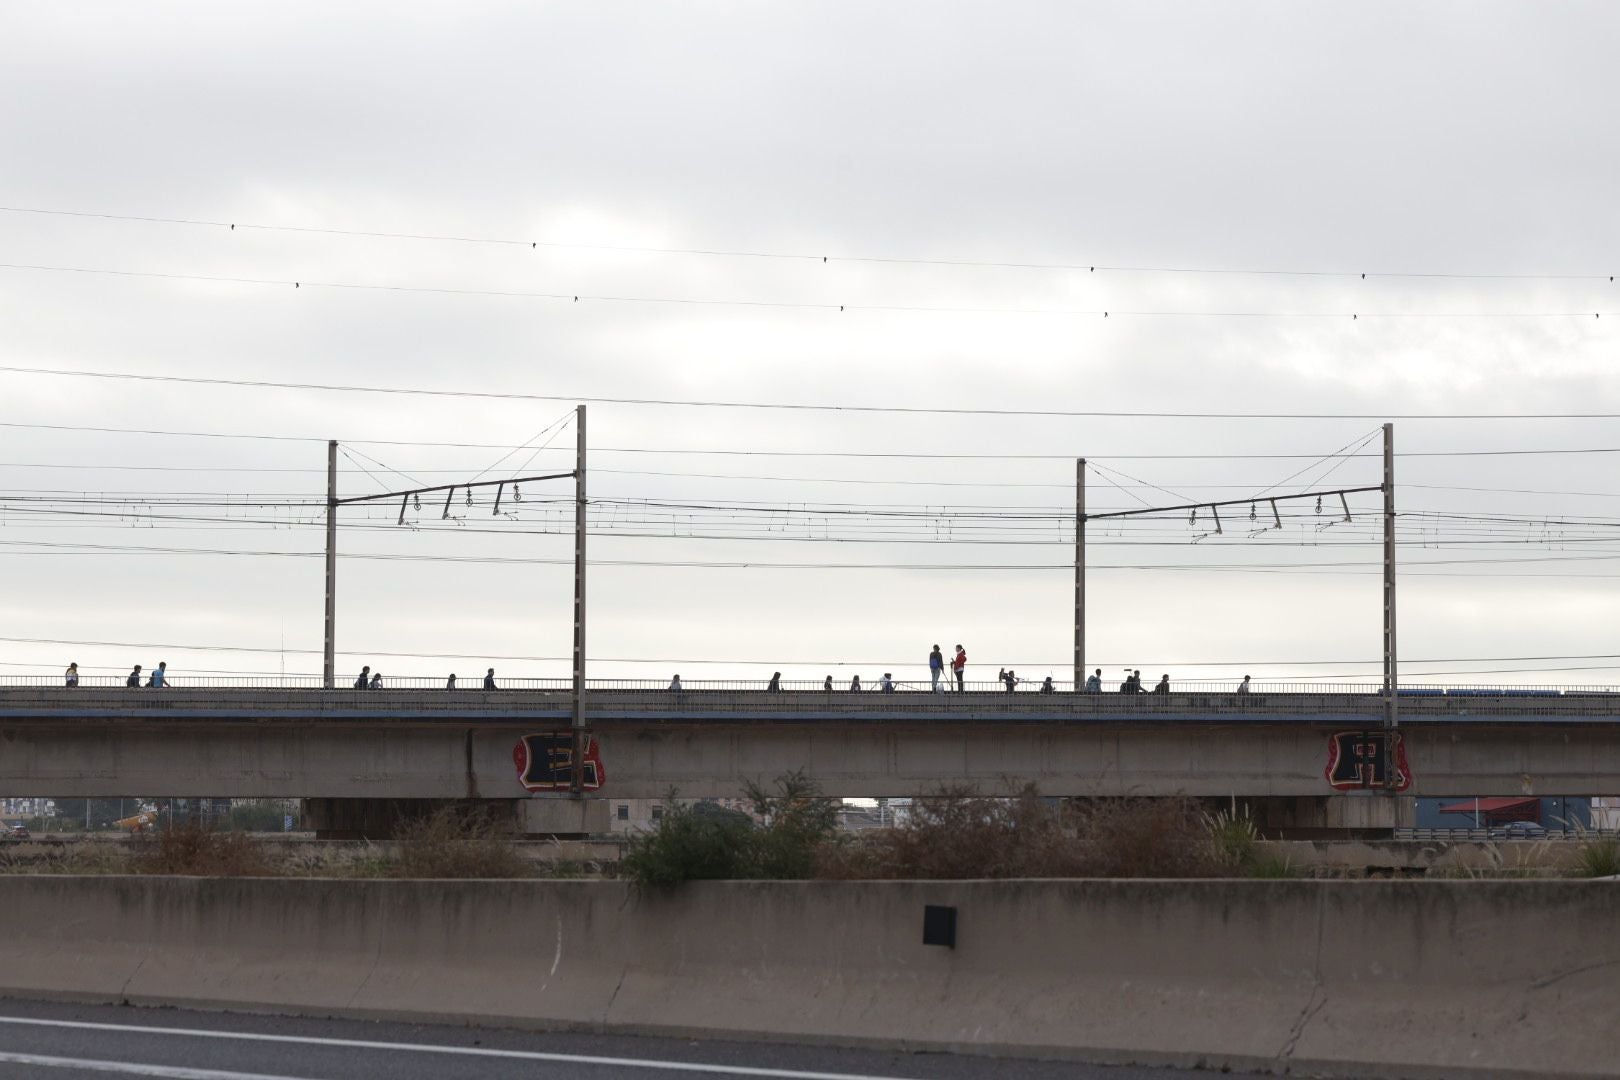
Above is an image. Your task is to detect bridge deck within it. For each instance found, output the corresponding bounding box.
[1,687,1617,724]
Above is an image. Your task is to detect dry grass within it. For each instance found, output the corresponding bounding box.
[0,840,133,875]
[817,789,1227,880]
[391,806,531,879]
[129,821,278,876]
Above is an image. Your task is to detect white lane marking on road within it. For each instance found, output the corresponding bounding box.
[0,1017,921,1080]
[0,1050,312,1079]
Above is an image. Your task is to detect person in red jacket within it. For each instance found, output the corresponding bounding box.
[952,645,967,692]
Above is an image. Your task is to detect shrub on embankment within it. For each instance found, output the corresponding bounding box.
[816,789,1231,880]
[620,780,1243,888]
[390,806,531,879]
[620,772,839,889]
[129,821,280,876]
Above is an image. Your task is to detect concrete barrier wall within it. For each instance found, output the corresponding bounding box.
[0,876,1615,1079]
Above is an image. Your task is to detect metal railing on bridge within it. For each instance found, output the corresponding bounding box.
[6,674,1618,695]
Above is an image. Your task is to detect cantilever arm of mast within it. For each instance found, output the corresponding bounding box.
[332,471,577,507]
[1083,484,1384,523]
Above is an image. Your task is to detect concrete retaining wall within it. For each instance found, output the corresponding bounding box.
[0,877,1615,1078]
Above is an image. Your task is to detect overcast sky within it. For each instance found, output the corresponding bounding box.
[3,2,1618,688]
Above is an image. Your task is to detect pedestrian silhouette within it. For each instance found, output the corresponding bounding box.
[929,645,945,693]
[126,665,142,688]
[1084,668,1102,693]
[1041,676,1055,694]
[446,674,457,690]
[369,671,383,690]
[147,661,167,688]
[850,674,862,692]
[1002,669,1019,693]
[767,672,782,692]
[1153,674,1170,695]
[354,666,371,690]
[65,662,79,688]
[669,674,683,692]
[952,645,966,692]
[1236,674,1251,695]
[823,675,834,692]
[878,673,894,693]
[483,668,496,690]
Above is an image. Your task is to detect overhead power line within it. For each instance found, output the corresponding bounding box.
[6,417,1620,460]
[1,262,1614,320]
[10,363,1620,419]
[5,632,1620,669]
[4,204,1616,283]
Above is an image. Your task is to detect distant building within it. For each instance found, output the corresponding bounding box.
[1590,797,1620,829]
[607,797,756,834]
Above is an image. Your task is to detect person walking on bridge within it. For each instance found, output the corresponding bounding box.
[369,670,383,690]
[64,662,79,688]
[668,674,683,692]
[929,645,944,693]
[849,674,862,692]
[147,661,167,688]
[1153,674,1170,695]
[878,673,895,693]
[1236,674,1251,695]
[353,666,371,690]
[446,673,457,690]
[823,675,833,692]
[1084,668,1102,693]
[767,672,782,692]
[952,645,966,692]
[126,665,142,688]
[1002,669,1019,693]
[483,668,497,690]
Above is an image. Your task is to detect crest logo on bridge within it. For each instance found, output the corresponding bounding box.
[513,732,606,792]
[1325,730,1411,792]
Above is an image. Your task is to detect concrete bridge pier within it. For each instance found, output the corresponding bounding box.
[1240,794,1417,839]
[301,797,613,839]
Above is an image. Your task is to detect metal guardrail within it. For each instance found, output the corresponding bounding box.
[1394,828,1620,841]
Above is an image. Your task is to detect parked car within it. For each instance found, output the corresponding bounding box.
[5,823,28,840]
[1489,821,1547,840]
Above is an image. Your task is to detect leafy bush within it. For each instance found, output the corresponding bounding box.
[130,821,277,876]
[744,772,841,879]
[620,799,757,889]
[621,772,840,890]
[392,806,529,879]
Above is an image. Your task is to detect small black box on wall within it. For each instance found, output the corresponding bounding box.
[922,904,957,948]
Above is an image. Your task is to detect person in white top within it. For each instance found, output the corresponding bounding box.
[669,674,683,692]
[1236,674,1251,695]
[878,673,894,693]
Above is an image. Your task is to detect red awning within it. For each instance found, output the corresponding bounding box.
[1437,797,1540,817]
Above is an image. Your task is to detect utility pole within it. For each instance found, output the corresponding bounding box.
[324,440,337,690]
[1383,422,1399,787]
[571,405,588,796]
[320,440,574,695]
[1074,458,1085,688]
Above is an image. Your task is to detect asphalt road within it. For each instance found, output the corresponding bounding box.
[0,998,1276,1080]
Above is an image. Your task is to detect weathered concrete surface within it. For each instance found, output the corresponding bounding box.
[2,687,1619,799]
[0,876,1616,1079]
[0,717,1615,800]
